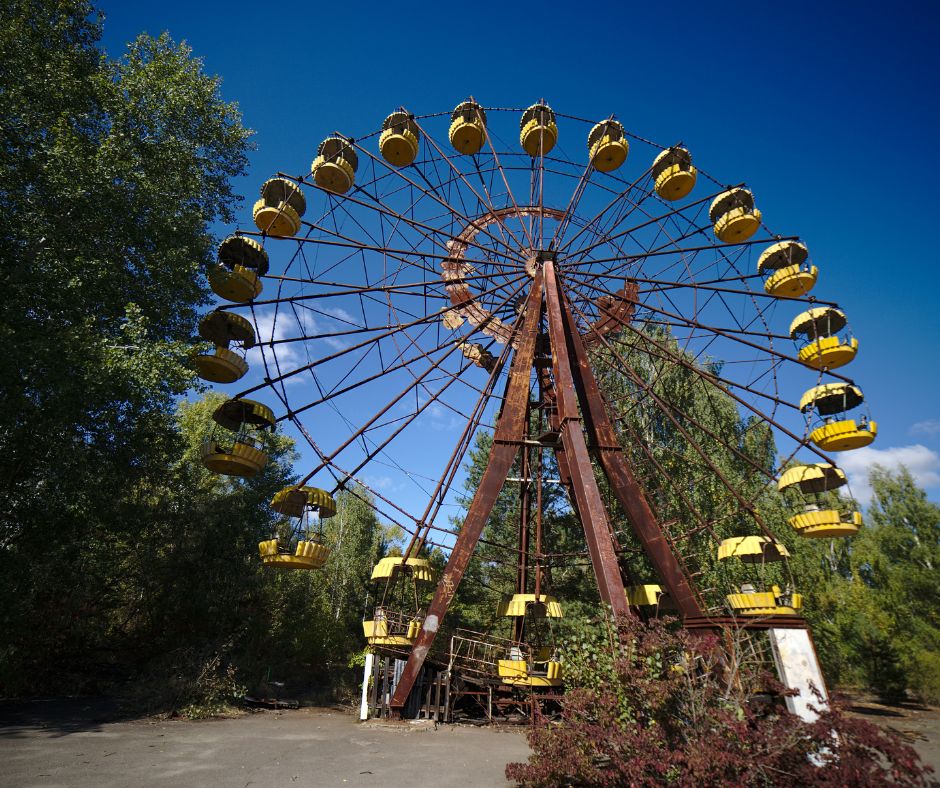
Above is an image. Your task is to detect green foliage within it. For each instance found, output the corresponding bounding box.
[795,467,940,702]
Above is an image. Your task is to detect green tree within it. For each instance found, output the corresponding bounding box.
[0,0,253,695]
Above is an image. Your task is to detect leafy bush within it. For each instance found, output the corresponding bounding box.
[179,654,246,720]
[506,614,931,786]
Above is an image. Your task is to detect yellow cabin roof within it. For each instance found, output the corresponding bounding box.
[626,584,665,606]
[270,486,336,518]
[757,240,808,274]
[520,103,555,129]
[651,146,692,178]
[316,136,358,169]
[451,100,486,124]
[259,177,306,215]
[370,556,434,582]
[212,398,276,431]
[799,382,864,415]
[777,464,847,494]
[718,536,790,563]
[381,110,419,136]
[587,119,625,147]
[217,235,269,274]
[498,593,563,618]
[709,188,754,222]
[199,310,256,348]
[789,306,847,339]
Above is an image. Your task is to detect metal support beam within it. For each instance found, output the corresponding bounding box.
[389,271,543,715]
[555,271,705,618]
[543,261,630,616]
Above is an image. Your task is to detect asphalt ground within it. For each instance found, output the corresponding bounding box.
[0,700,531,787]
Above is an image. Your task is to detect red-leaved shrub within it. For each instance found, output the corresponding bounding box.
[506,616,931,786]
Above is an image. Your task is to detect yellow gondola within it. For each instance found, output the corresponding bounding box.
[496,594,563,687]
[253,178,306,237]
[496,593,563,618]
[717,535,790,563]
[709,188,762,243]
[192,311,255,384]
[311,136,358,194]
[757,240,818,298]
[626,584,675,609]
[259,486,336,570]
[800,382,877,451]
[363,555,434,648]
[777,463,846,495]
[209,236,269,302]
[587,119,628,173]
[789,306,858,370]
[449,100,487,155]
[651,146,697,201]
[719,538,800,615]
[520,103,557,157]
[201,398,275,477]
[379,110,421,167]
[370,556,435,582]
[788,508,863,538]
[727,585,803,616]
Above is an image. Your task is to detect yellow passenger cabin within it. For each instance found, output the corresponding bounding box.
[258,485,336,570]
[777,463,846,495]
[494,594,563,687]
[718,538,801,616]
[727,584,803,616]
[209,235,269,303]
[789,306,858,370]
[520,103,557,157]
[788,507,862,538]
[800,383,877,451]
[709,188,762,243]
[253,178,306,237]
[717,535,790,564]
[193,310,255,384]
[651,146,697,201]
[201,398,275,477]
[379,110,421,167]
[587,119,629,173]
[757,240,817,297]
[626,584,676,611]
[311,136,358,194]
[449,100,487,155]
[363,555,434,649]
[777,464,861,538]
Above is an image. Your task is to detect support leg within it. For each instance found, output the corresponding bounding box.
[389,273,544,714]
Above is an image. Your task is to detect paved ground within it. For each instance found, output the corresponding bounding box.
[844,695,940,777]
[2,696,937,786]
[0,700,531,787]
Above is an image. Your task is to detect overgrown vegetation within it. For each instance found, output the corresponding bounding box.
[0,0,391,710]
[507,613,931,786]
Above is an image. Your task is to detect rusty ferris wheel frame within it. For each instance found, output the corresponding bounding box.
[217,104,857,714]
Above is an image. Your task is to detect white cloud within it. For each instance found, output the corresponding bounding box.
[910,420,940,438]
[322,305,356,324]
[246,309,303,368]
[838,444,940,505]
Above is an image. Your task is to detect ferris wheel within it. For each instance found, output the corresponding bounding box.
[192,99,875,715]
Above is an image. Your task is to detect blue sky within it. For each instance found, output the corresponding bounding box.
[99,1,940,517]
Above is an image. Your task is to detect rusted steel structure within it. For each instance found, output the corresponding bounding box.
[195,103,871,721]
